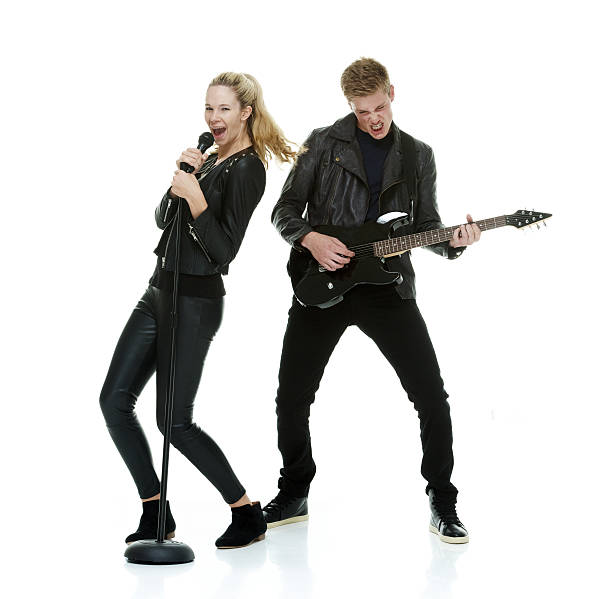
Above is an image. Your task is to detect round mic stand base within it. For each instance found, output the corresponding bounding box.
[124,539,195,565]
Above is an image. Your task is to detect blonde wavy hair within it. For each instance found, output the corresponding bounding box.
[208,72,297,167]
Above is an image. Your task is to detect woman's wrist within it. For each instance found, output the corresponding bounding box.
[187,190,208,219]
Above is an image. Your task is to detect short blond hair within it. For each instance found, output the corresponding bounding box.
[340,58,391,101]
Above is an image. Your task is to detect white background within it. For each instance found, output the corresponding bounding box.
[1,1,610,597]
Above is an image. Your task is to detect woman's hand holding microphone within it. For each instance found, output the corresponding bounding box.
[170,148,209,219]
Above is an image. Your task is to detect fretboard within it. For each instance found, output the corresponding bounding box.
[372,215,507,257]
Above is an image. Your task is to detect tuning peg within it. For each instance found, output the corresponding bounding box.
[543,221,547,227]
[536,223,540,230]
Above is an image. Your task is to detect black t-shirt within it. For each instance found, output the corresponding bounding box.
[355,125,394,222]
[150,266,225,298]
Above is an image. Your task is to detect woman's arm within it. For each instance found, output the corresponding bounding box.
[154,189,179,229]
[190,156,266,267]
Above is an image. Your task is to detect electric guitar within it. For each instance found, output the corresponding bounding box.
[291,209,552,309]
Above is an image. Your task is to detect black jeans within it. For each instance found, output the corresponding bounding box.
[275,285,458,499]
[100,285,246,503]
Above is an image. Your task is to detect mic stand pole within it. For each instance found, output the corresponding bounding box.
[125,196,195,565]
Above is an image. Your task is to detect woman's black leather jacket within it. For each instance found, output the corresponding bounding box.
[154,147,265,276]
[271,113,463,299]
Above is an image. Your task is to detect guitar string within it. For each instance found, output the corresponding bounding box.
[348,231,457,256]
[345,219,502,252]
[311,214,545,267]
[337,219,508,261]
[342,217,506,256]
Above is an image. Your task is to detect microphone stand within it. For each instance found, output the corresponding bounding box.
[124,133,212,564]
[124,194,195,565]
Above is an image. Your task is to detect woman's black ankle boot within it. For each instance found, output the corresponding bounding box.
[215,501,267,549]
[125,499,176,544]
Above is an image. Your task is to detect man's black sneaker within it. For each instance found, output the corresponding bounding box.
[428,489,469,544]
[262,491,308,528]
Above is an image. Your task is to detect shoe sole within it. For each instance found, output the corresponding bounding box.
[125,531,175,545]
[429,524,469,544]
[216,533,266,549]
[266,515,309,529]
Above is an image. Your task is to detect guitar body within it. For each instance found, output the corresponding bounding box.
[288,209,553,309]
[290,220,403,309]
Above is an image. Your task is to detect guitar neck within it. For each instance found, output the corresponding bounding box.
[374,215,508,257]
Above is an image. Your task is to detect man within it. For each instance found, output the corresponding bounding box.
[263,58,481,544]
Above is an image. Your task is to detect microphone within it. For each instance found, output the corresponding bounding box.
[164,131,215,223]
[180,132,215,173]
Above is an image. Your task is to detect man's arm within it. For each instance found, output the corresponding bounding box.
[272,129,320,248]
[415,145,479,258]
[272,129,354,270]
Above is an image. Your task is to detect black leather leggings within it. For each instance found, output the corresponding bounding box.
[99,285,246,503]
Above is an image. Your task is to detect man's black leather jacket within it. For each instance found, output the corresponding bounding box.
[153,148,265,276]
[272,113,463,299]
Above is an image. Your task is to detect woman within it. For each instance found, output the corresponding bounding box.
[100,72,296,549]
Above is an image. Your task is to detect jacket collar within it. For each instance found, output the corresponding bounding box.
[329,112,401,147]
[329,113,405,191]
[329,112,359,141]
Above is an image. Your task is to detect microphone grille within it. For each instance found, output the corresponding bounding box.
[198,132,215,150]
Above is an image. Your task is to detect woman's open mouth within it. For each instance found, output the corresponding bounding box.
[211,126,227,140]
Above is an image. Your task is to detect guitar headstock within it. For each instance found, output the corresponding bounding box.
[506,210,552,229]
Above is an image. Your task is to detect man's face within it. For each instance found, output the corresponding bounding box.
[350,85,395,139]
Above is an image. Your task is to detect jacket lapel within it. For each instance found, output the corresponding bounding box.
[329,114,368,186]
[329,114,406,193]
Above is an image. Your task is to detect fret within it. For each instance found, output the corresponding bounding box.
[371,217,489,256]
[372,214,508,256]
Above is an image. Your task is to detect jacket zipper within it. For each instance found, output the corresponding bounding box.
[187,222,212,263]
[326,167,341,223]
[163,197,173,223]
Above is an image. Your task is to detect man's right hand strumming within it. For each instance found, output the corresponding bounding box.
[300,232,355,271]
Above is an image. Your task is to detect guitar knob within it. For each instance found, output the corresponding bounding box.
[328,283,334,290]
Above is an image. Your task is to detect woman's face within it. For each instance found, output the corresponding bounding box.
[205,85,251,149]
